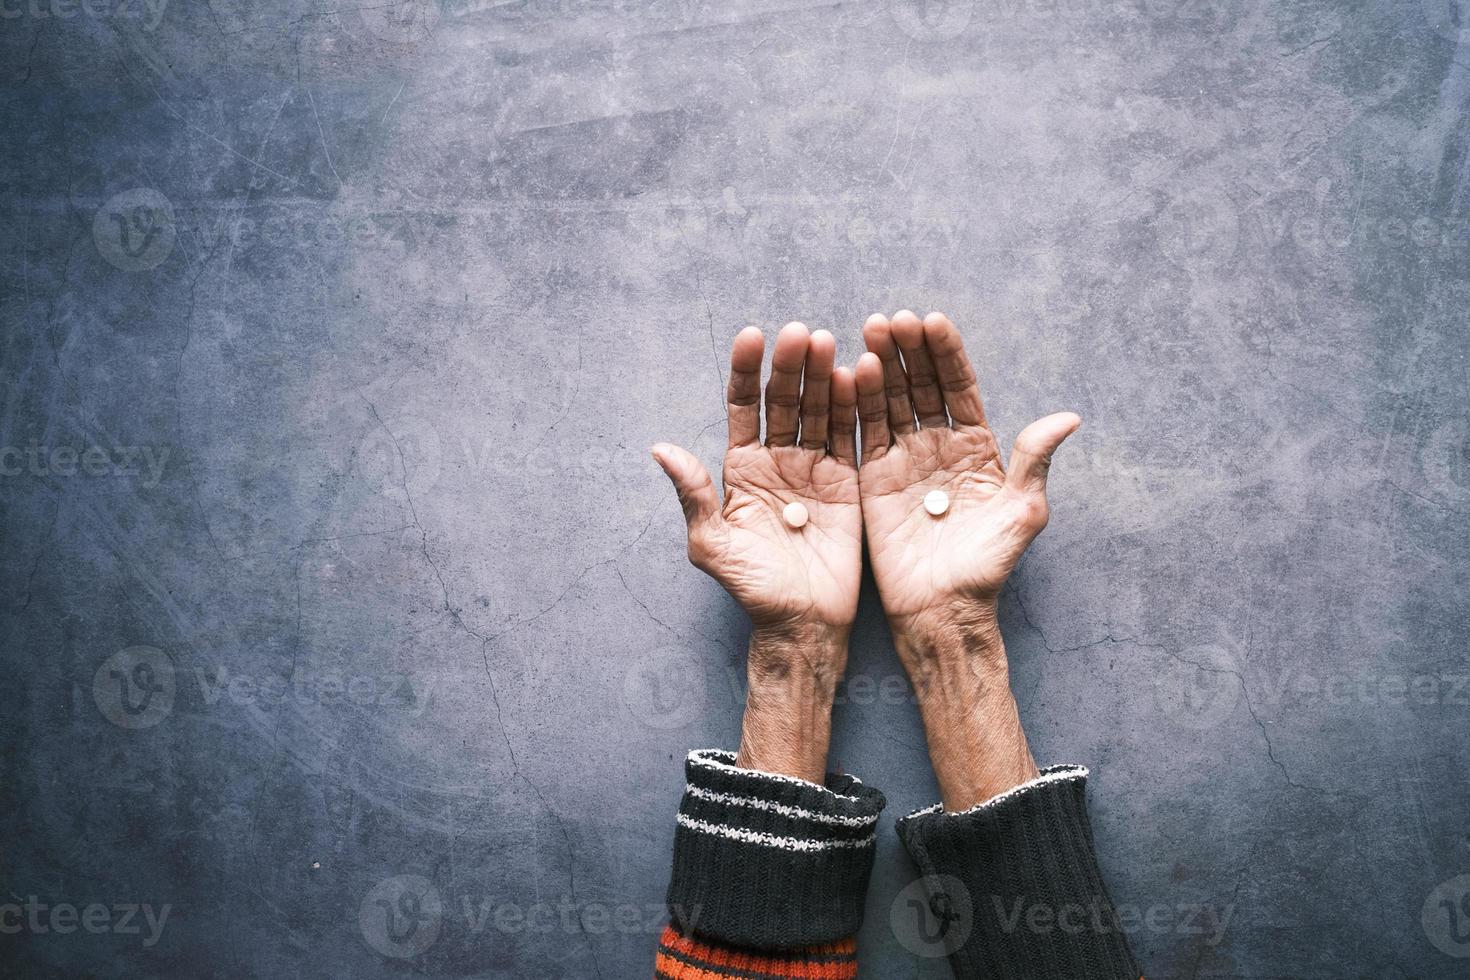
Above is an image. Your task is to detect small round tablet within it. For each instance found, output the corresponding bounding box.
[783,501,809,529]
[923,490,950,516]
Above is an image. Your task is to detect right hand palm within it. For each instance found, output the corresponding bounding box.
[852,311,1080,628]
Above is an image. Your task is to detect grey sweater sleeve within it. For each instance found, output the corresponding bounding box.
[896,765,1142,980]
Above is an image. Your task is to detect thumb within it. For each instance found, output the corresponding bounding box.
[1004,412,1082,497]
[651,443,721,534]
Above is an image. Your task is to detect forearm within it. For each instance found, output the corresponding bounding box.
[892,604,1037,810]
[735,625,848,783]
[654,626,882,979]
[892,603,1141,980]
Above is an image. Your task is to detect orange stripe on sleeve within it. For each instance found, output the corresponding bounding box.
[657,926,857,979]
[655,950,856,980]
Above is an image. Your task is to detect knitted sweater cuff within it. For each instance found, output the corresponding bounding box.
[665,749,887,949]
[895,765,1141,980]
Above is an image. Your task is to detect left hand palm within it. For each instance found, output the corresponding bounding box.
[655,324,863,633]
[711,444,860,628]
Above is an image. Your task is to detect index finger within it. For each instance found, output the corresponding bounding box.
[726,326,765,447]
[799,329,836,451]
[922,312,987,427]
[764,322,811,447]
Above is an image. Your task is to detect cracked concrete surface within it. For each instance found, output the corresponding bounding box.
[2,1,1469,977]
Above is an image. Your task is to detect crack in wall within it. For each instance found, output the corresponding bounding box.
[361,391,606,980]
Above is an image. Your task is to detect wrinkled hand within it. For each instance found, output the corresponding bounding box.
[653,323,863,636]
[655,323,862,781]
[853,311,1080,641]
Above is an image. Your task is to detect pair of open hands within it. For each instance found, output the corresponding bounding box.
[653,312,1079,806]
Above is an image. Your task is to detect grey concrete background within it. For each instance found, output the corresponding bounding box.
[2,0,1468,977]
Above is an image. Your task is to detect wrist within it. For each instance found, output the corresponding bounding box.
[748,621,849,675]
[890,597,1004,673]
[735,626,848,784]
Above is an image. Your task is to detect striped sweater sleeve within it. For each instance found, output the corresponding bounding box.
[654,748,886,979]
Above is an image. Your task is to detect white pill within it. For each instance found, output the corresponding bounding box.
[783,501,809,529]
[923,490,950,516]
